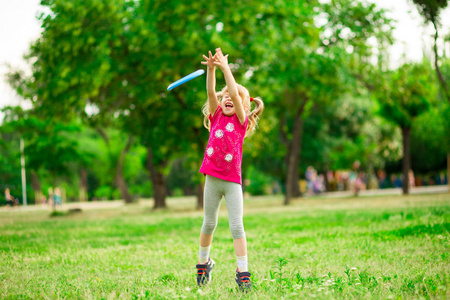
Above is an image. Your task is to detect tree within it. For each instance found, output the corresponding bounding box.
[121,0,227,208]
[6,0,397,207]
[436,57,450,191]
[378,62,438,194]
[0,110,23,203]
[7,0,143,203]
[410,0,450,192]
[177,0,394,205]
[249,0,393,204]
[301,93,402,178]
[0,106,90,203]
[411,0,450,102]
[411,105,448,172]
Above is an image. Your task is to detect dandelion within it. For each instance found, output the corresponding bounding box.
[185,287,191,292]
[350,267,358,271]
[197,289,204,295]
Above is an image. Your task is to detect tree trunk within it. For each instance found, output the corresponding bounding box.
[324,168,330,192]
[31,171,42,204]
[116,136,134,203]
[402,127,411,195]
[96,128,133,202]
[79,169,88,202]
[285,118,303,204]
[432,21,450,103]
[196,183,204,209]
[284,95,308,205]
[146,146,167,209]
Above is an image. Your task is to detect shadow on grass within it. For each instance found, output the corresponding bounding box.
[374,223,450,240]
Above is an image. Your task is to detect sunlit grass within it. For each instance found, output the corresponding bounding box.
[0,193,449,299]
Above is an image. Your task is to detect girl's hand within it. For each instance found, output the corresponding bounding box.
[213,48,229,69]
[201,51,216,69]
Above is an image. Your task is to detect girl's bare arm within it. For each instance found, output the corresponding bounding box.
[201,51,219,114]
[214,48,246,124]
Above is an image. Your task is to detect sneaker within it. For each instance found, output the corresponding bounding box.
[196,258,215,286]
[235,269,252,292]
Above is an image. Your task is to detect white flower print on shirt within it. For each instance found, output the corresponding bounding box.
[207,147,214,157]
[225,123,234,132]
[215,129,224,138]
[225,154,233,162]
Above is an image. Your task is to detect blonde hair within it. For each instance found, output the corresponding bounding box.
[202,84,264,137]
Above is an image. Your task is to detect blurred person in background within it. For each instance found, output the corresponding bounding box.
[54,187,62,205]
[354,172,366,196]
[391,174,403,188]
[313,174,325,194]
[327,171,338,192]
[408,170,415,188]
[350,161,361,195]
[4,188,18,207]
[305,166,315,195]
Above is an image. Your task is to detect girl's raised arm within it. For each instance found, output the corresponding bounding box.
[213,48,246,125]
[201,51,219,115]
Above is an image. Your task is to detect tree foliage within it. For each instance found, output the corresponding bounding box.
[2,0,447,205]
[411,0,450,102]
[377,62,438,193]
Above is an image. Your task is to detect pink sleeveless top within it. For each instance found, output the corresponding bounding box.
[199,106,248,185]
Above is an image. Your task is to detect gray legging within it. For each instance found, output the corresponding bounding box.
[201,175,245,239]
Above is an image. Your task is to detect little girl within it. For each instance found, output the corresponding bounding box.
[196,48,264,292]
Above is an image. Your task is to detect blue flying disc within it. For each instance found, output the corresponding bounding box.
[167,69,205,91]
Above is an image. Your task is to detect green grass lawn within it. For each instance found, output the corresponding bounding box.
[0,193,449,299]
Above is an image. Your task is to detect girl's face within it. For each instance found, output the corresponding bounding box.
[220,92,236,116]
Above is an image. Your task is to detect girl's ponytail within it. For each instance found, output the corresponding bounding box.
[246,97,264,136]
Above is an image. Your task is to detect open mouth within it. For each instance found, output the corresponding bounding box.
[225,103,234,108]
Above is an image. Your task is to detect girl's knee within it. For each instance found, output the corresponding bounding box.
[202,222,217,235]
[230,223,245,239]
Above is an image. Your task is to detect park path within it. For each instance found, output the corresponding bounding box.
[316,185,448,198]
[1,185,448,213]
